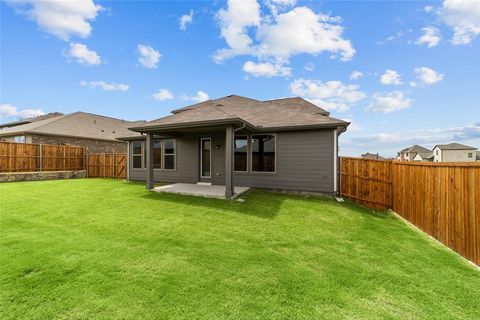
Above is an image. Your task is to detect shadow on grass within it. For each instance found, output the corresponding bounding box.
[140,189,289,219]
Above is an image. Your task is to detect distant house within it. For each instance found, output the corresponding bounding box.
[432,143,478,162]
[396,145,431,161]
[413,151,434,162]
[361,152,386,160]
[0,112,144,153]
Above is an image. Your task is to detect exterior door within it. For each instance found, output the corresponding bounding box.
[199,138,212,183]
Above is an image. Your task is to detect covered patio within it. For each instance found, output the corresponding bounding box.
[153,183,250,199]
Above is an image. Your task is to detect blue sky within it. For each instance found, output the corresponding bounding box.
[1,0,479,157]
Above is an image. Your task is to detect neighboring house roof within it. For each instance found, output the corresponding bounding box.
[130,95,348,132]
[0,112,145,142]
[415,151,434,160]
[361,153,386,160]
[433,143,477,150]
[0,112,64,129]
[406,144,431,153]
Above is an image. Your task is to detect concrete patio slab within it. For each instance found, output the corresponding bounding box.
[153,183,250,199]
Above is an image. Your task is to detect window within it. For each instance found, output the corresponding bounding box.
[132,141,143,169]
[251,135,275,172]
[234,136,248,171]
[14,136,26,143]
[436,150,438,155]
[153,140,162,169]
[163,139,175,170]
[468,152,473,158]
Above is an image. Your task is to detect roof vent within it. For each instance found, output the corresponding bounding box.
[216,104,224,107]
[101,129,104,132]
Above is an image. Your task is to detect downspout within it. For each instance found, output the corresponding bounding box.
[336,126,347,197]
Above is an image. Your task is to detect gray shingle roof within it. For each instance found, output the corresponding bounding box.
[406,144,431,153]
[434,143,477,150]
[0,112,145,141]
[132,95,348,131]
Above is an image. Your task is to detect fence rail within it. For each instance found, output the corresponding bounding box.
[87,153,127,179]
[340,157,480,266]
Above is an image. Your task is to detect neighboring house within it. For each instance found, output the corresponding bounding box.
[396,145,431,161]
[413,151,434,162]
[361,153,386,160]
[0,112,144,153]
[477,151,480,162]
[0,112,63,129]
[432,143,478,162]
[121,95,349,197]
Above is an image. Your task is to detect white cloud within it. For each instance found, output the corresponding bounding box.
[152,89,174,101]
[80,81,129,91]
[191,91,210,102]
[137,44,161,69]
[350,70,363,80]
[366,91,412,113]
[7,0,103,41]
[380,69,402,85]
[416,27,441,47]
[424,5,434,13]
[414,67,444,84]
[179,10,194,30]
[243,61,291,77]
[214,1,355,75]
[66,43,101,65]
[341,118,362,132]
[290,78,366,113]
[439,0,480,45]
[304,62,315,71]
[0,103,45,120]
[409,81,418,87]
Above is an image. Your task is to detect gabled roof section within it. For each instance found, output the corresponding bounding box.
[434,143,477,150]
[406,144,431,153]
[0,112,144,141]
[132,95,348,132]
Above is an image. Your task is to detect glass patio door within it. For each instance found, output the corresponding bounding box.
[200,138,211,180]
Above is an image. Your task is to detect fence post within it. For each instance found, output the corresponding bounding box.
[113,154,116,179]
[39,144,43,172]
[103,153,106,178]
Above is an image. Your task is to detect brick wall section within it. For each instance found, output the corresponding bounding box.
[29,134,127,153]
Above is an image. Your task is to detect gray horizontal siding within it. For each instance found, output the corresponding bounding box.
[128,129,334,193]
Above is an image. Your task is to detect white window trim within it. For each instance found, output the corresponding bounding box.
[200,138,212,178]
[250,133,277,174]
[233,135,249,173]
[163,139,176,171]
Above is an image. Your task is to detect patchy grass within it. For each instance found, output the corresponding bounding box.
[1,179,479,319]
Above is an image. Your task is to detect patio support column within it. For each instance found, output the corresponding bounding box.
[225,125,234,198]
[145,132,154,190]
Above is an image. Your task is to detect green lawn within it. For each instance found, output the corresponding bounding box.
[1,179,479,319]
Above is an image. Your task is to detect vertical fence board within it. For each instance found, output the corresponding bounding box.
[341,157,479,266]
[86,153,126,179]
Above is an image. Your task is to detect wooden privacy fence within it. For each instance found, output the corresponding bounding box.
[0,141,86,172]
[340,157,480,266]
[87,153,127,179]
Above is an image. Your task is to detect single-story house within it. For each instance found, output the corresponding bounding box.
[432,143,478,162]
[121,95,349,198]
[0,112,144,153]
